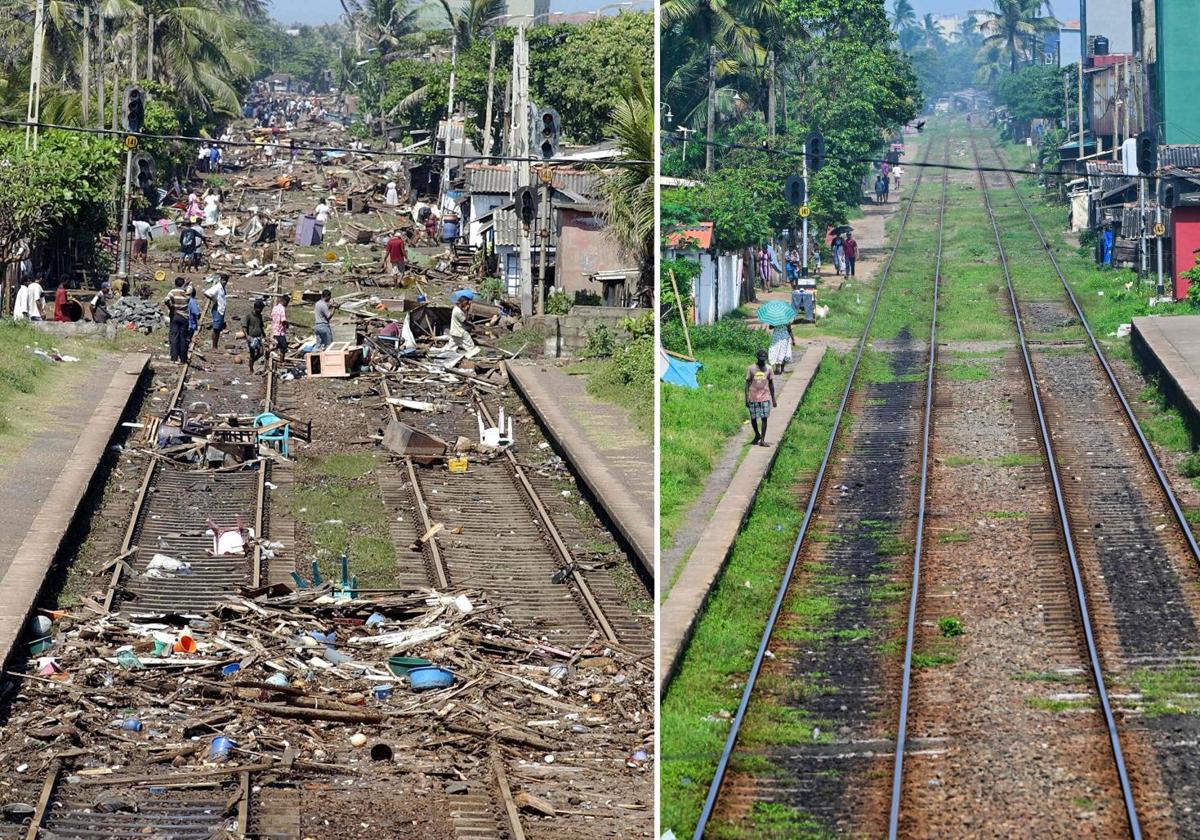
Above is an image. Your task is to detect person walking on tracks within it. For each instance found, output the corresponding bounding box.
[209,274,229,350]
[745,348,777,447]
[164,277,192,365]
[245,298,266,375]
[270,294,290,363]
[314,288,337,350]
[843,233,858,277]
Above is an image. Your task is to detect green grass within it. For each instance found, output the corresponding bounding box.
[289,452,397,588]
[660,349,758,547]
[659,351,853,836]
[568,344,654,441]
[1124,665,1200,717]
[945,361,991,381]
[1027,696,1093,713]
[0,321,95,459]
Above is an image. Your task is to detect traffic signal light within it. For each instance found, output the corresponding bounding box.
[123,86,145,134]
[807,131,825,172]
[537,107,560,161]
[134,152,156,203]
[1136,130,1157,175]
[784,174,805,207]
[514,186,537,227]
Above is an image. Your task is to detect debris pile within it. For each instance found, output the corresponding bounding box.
[0,584,652,814]
[109,297,163,332]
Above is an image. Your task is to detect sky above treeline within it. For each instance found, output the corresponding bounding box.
[268,0,640,25]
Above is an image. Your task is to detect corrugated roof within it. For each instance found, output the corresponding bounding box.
[463,164,602,197]
[1159,145,1200,169]
[665,222,714,251]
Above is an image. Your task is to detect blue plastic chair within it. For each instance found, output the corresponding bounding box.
[254,412,291,456]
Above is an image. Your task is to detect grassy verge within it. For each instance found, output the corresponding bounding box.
[659,351,851,835]
[660,347,758,548]
[566,336,654,441]
[0,321,95,463]
[288,451,396,588]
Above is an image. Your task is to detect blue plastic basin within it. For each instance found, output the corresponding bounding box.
[408,666,455,691]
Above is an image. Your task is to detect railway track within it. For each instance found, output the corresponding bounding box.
[373,370,651,840]
[961,133,1200,836]
[691,134,948,838]
[103,293,278,615]
[377,376,649,652]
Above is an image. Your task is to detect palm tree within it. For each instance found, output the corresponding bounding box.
[340,0,422,60]
[436,0,504,51]
[921,13,945,51]
[973,0,1058,73]
[598,59,653,293]
[890,0,916,33]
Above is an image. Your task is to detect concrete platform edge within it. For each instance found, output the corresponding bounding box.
[508,363,653,577]
[0,353,150,671]
[659,345,826,694]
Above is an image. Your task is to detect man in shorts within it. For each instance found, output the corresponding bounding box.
[745,348,777,447]
[383,230,408,279]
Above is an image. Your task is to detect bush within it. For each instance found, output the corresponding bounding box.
[1185,267,1200,309]
[584,324,615,358]
[590,333,654,412]
[1180,452,1200,478]
[480,277,505,302]
[661,318,767,356]
[546,289,573,315]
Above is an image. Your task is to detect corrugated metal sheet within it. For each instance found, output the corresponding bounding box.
[1159,145,1200,168]
[463,164,602,197]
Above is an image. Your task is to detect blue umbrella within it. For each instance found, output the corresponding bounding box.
[450,289,476,302]
[756,300,797,326]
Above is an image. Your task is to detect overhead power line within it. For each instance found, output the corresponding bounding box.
[0,117,652,167]
[663,130,1187,184]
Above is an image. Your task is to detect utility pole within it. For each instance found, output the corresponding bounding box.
[536,166,551,316]
[705,46,716,172]
[801,136,809,277]
[97,13,105,130]
[82,5,90,125]
[439,29,458,213]
[1076,56,1084,155]
[767,50,776,141]
[1156,174,1164,297]
[131,20,138,83]
[25,0,45,150]
[483,38,496,159]
[511,24,533,316]
[146,13,154,80]
[116,148,134,279]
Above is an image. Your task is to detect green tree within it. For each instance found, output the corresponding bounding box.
[598,60,654,293]
[973,0,1058,73]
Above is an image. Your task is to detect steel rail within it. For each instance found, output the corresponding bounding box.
[379,376,451,589]
[475,396,621,644]
[887,138,949,838]
[691,131,941,839]
[971,131,1143,839]
[104,280,281,611]
[102,298,213,612]
[987,137,1200,569]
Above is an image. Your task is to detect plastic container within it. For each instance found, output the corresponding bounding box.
[387,656,432,677]
[173,629,197,654]
[117,650,144,670]
[120,718,143,732]
[266,672,289,688]
[408,666,455,692]
[441,215,460,242]
[447,456,468,474]
[210,736,235,760]
[221,662,241,678]
[372,684,393,701]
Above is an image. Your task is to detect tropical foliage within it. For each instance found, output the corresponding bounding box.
[662,0,921,241]
[972,0,1058,73]
[598,60,655,290]
[367,13,653,146]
